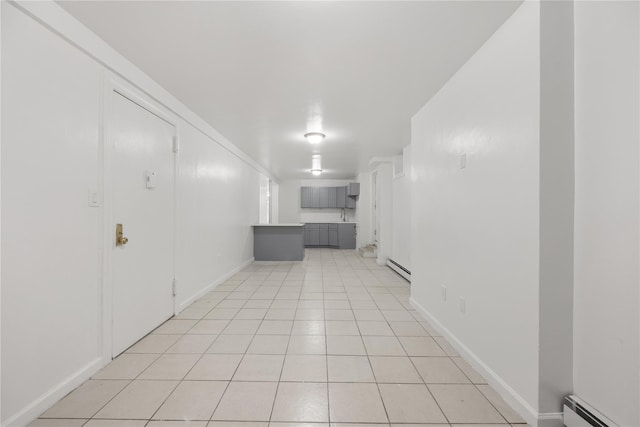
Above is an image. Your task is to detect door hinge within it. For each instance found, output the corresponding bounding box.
[172,278,177,297]
[172,135,180,153]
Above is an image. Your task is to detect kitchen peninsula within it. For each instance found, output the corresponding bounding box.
[252,224,304,261]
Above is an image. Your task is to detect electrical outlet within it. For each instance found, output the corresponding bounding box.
[459,297,466,314]
[441,285,447,302]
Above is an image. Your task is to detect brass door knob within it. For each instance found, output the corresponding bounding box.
[116,224,129,246]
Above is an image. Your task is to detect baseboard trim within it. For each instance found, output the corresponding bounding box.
[2,357,103,427]
[177,257,255,313]
[410,296,554,427]
[538,412,565,427]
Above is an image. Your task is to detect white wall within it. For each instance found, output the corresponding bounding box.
[573,2,639,426]
[371,161,393,266]
[259,174,270,224]
[391,146,411,271]
[175,124,259,312]
[1,2,264,425]
[3,5,103,424]
[270,182,279,224]
[411,2,541,423]
[355,172,371,249]
[278,178,356,224]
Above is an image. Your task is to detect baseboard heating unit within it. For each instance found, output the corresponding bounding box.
[563,395,617,427]
[386,258,410,282]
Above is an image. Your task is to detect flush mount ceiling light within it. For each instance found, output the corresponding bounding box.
[311,154,322,176]
[304,132,325,144]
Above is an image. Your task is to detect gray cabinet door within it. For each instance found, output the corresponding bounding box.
[303,224,310,245]
[346,195,356,209]
[338,223,357,249]
[319,228,329,245]
[311,187,320,208]
[347,182,360,196]
[309,228,320,245]
[301,187,312,208]
[319,224,329,245]
[328,187,337,208]
[329,230,338,246]
[319,187,330,208]
[336,186,347,208]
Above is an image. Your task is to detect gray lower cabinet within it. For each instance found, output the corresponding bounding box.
[319,224,329,245]
[304,223,356,249]
[328,224,338,246]
[338,223,357,249]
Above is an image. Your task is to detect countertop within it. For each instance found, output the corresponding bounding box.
[252,224,304,227]
[302,222,357,224]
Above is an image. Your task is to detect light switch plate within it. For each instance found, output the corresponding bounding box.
[88,190,100,207]
[460,153,467,169]
[145,170,157,189]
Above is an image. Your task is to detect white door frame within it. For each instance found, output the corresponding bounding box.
[371,170,378,245]
[100,73,179,362]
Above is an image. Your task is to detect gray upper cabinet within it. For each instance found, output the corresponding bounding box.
[328,187,338,208]
[300,187,311,208]
[319,187,330,208]
[311,187,320,208]
[347,182,360,197]
[300,184,359,209]
[336,186,347,208]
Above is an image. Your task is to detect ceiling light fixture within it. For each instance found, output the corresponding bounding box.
[311,154,322,176]
[304,132,325,144]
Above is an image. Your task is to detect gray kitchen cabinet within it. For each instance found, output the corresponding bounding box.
[303,224,311,245]
[311,187,320,208]
[328,187,338,208]
[347,195,356,209]
[319,187,330,208]
[336,186,347,208]
[309,229,320,245]
[338,223,357,249]
[300,184,359,209]
[319,224,329,246]
[300,187,310,208]
[328,224,338,246]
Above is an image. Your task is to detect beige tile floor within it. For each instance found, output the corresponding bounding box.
[32,249,528,427]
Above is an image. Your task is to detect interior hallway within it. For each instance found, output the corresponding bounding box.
[30,249,525,427]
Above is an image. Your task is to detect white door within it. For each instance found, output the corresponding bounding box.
[111,91,176,356]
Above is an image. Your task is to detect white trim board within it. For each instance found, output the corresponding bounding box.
[177,257,255,313]
[410,297,563,427]
[1,358,103,427]
[9,0,279,184]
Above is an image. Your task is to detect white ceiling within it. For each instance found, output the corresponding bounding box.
[59,1,521,181]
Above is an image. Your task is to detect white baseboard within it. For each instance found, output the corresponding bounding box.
[2,357,103,427]
[177,257,255,313]
[538,412,565,427]
[410,297,560,427]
